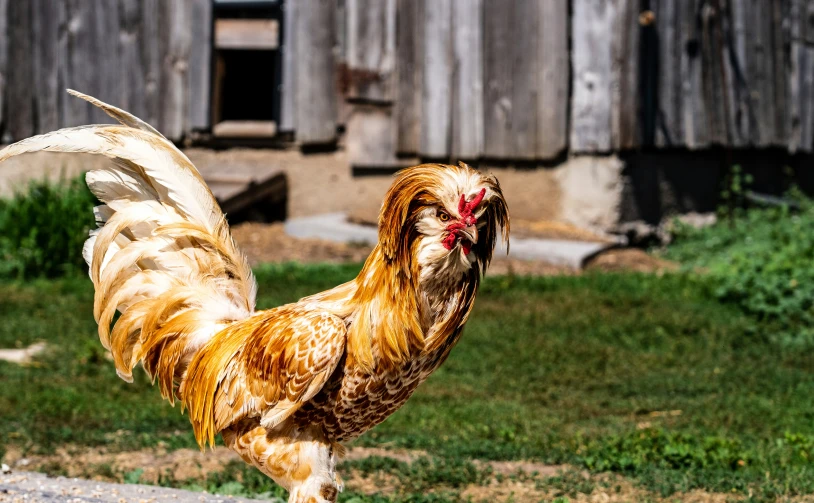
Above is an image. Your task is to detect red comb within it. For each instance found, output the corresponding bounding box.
[443,188,486,251]
[458,188,486,224]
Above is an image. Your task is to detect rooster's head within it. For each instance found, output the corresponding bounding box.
[378,163,510,279]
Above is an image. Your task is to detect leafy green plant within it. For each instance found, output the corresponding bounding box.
[577,428,749,473]
[0,175,96,279]
[664,189,814,348]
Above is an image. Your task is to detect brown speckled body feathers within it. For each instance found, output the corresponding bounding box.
[0,92,509,503]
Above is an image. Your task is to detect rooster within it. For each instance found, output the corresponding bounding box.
[0,91,510,503]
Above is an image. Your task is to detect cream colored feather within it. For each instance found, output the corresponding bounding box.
[0,90,257,385]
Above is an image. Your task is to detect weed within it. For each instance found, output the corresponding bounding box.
[664,189,814,349]
[0,176,96,280]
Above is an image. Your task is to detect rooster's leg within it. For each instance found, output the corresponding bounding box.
[222,420,341,503]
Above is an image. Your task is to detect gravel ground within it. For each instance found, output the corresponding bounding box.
[0,471,279,503]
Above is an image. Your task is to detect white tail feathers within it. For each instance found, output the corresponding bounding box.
[0,90,257,394]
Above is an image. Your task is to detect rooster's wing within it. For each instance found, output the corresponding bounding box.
[183,306,346,446]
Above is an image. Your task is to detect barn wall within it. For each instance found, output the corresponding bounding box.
[0,0,212,143]
[2,0,813,158]
[348,0,814,166]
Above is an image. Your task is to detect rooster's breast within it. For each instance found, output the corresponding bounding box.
[293,352,439,442]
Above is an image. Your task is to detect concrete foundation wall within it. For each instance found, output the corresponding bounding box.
[0,149,626,233]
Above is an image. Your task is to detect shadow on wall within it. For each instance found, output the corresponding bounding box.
[620,148,814,225]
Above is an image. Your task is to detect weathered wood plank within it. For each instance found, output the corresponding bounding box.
[653,0,678,147]
[419,0,452,158]
[450,0,483,159]
[771,0,788,145]
[60,0,95,127]
[140,0,162,128]
[509,0,538,159]
[280,0,298,131]
[158,0,191,141]
[803,45,814,152]
[609,0,640,149]
[805,0,814,44]
[188,0,212,130]
[788,0,814,152]
[295,0,338,145]
[395,0,423,154]
[345,0,398,165]
[796,0,814,151]
[729,0,750,145]
[726,0,785,148]
[484,0,569,159]
[570,0,614,152]
[7,0,34,139]
[483,0,513,157]
[347,105,398,167]
[89,0,120,123]
[537,0,569,157]
[118,0,147,120]
[0,0,7,140]
[699,1,730,146]
[31,0,63,134]
[678,0,709,149]
[345,0,396,102]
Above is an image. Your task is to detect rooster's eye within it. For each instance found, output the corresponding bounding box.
[438,211,450,222]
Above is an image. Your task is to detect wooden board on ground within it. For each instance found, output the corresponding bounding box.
[213,120,277,138]
[215,19,279,50]
[203,168,287,217]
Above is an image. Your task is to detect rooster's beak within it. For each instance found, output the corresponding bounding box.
[458,225,478,245]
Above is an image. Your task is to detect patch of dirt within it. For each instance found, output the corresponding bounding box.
[462,472,742,503]
[486,258,576,276]
[342,469,401,497]
[510,219,617,243]
[3,445,241,484]
[584,248,679,274]
[475,459,568,478]
[3,445,758,502]
[230,222,373,265]
[342,446,427,464]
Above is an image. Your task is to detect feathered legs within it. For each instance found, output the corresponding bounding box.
[222,420,342,503]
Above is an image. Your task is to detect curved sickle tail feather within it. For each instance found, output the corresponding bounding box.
[0,90,257,401]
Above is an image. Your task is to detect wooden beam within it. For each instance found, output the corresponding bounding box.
[450,0,484,159]
[31,0,62,134]
[537,0,569,157]
[215,19,278,50]
[570,0,614,153]
[7,0,34,139]
[0,0,7,138]
[395,0,423,154]
[345,0,396,102]
[610,0,639,150]
[213,120,277,138]
[158,0,191,141]
[295,0,338,145]
[188,0,212,130]
[419,0,452,158]
[279,0,298,132]
[482,0,512,158]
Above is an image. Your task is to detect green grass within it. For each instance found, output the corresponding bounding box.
[2,264,814,501]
